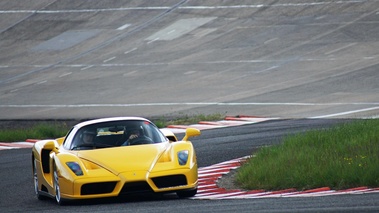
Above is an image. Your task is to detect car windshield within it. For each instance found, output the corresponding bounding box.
[69,120,167,150]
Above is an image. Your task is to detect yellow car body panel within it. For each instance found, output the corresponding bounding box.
[32,117,200,204]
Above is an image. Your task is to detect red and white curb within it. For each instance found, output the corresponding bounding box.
[161,115,275,134]
[1,115,274,150]
[2,116,378,199]
[2,140,378,198]
[193,157,379,199]
[0,140,36,150]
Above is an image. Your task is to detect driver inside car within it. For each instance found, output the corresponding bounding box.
[127,128,140,141]
[82,130,96,144]
[122,126,152,146]
[72,130,96,149]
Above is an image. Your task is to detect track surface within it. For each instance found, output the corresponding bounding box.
[1,0,379,212]
[1,119,379,212]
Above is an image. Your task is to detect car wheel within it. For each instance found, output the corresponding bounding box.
[176,188,197,198]
[33,159,46,200]
[53,165,67,205]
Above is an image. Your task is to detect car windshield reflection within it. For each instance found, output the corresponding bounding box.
[70,120,166,150]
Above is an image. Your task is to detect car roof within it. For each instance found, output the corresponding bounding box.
[74,117,150,129]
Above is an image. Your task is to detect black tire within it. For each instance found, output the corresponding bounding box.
[176,188,197,198]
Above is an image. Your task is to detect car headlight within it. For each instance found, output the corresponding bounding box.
[66,162,84,176]
[177,150,189,166]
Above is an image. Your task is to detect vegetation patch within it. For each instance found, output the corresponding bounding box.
[0,113,226,141]
[152,113,225,128]
[236,119,379,190]
[0,123,70,142]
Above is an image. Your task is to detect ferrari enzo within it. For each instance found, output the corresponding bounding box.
[32,117,201,205]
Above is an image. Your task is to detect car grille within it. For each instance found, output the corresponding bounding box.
[120,181,154,195]
[152,175,187,189]
[81,182,117,195]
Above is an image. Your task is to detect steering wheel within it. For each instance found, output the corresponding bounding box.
[125,136,153,146]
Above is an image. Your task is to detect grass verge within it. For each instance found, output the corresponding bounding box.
[0,123,70,142]
[236,119,379,190]
[0,113,226,142]
[152,113,225,128]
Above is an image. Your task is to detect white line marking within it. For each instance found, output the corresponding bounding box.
[36,80,47,85]
[315,15,327,20]
[0,7,172,14]
[103,57,116,63]
[193,1,357,9]
[2,103,378,118]
[264,38,278,44]
[325,43,356,55]
[0,1,364,14]
[80,65,93,70]
[0,57,341,69]
[227,66,280,80]
[147,37,160,44]
[13,142,35,146]
[309,106,379,118]
[184,71,197,75]
[124,48,137,55]
[256,66,279,73]
[59,72,72,77]
[1,102,379,108]
[123,71,138,76]
[167,30,176,34]
[64,64,83,68]
[0,146,19,150]
[117,24,130,30]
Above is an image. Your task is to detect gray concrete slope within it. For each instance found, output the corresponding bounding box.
[1,0,379,119]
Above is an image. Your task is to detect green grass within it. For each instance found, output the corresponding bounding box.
[236,119,379,190]
[0,123,70,142]
[152,113,226,128]
[0,113,226,141]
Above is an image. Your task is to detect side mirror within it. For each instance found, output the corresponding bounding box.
[182,128,201,141]
[43,141,59,153]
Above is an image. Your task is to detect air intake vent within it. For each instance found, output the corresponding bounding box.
[120,181,153,195]
[152,175,187,188]
[81,182,117,195]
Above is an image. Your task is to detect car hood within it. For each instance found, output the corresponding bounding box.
[76,143,169,175]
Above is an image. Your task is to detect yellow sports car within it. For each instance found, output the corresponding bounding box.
[32,117,201,205]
